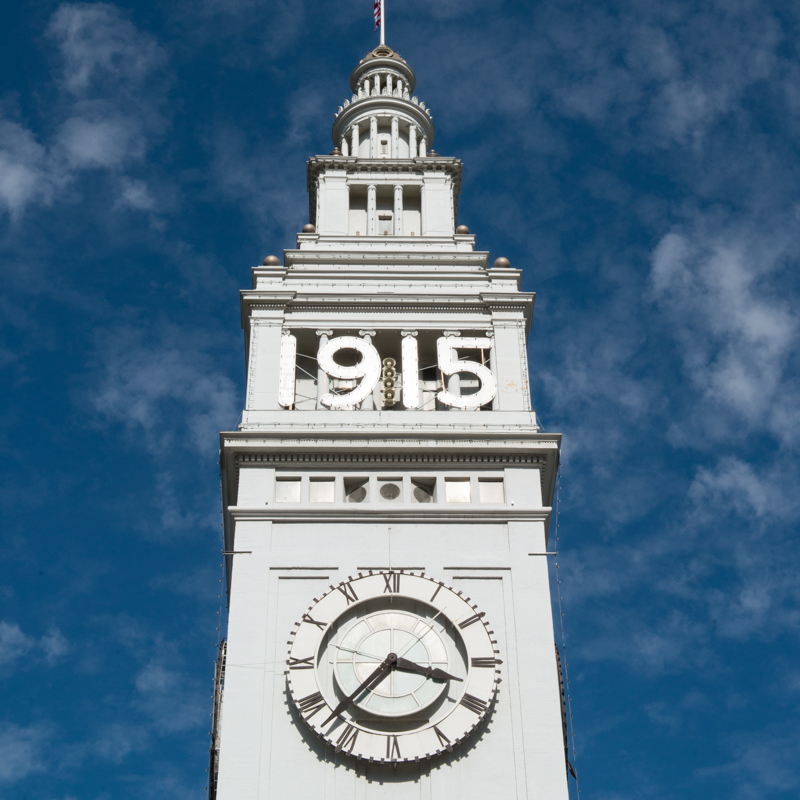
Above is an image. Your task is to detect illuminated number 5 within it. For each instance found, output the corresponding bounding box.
[318,336,381,410]
[436,337,496,409]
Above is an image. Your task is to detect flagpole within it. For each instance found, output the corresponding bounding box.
[380,0,385,45]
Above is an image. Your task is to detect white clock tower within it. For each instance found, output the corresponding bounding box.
[211,42,570,800]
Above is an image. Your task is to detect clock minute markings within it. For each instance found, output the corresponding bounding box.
[288,656,314,670]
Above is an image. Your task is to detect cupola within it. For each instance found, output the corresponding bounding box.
[332,45,435,158]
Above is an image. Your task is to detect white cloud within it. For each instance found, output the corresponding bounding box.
[0,622,33,666]
[134,660,206,733]
[57,115,144,169]
[0,723,49,783]
[0,120,56,219]
[90,324,239,457]
[650,221,799,444]
[0,3,169,222]
[0,621,67,669]
[47,2,166,96]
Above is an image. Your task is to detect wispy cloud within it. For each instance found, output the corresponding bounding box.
[0,723,50,783]
[89,323,239,457]
[0,622,68,671]
[0,2,170,221]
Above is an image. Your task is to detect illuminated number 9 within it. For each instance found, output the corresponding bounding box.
[317,336,381,410]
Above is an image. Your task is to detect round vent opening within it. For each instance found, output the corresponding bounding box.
[380,483,401,500]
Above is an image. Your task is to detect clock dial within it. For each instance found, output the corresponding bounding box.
[286,571,501,763]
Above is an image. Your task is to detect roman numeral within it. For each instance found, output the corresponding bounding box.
[297,691,326,719]
[335,723,359,754]
[336,581,359,605]
[386,734,401,760]
[460,693,488,715]
[433,725,452,750]
[458,612,485,629]
[301,613,326,630]
[471,657,501,668]
[382,571,401,593]
[288,656,314,670]
[430,583,443,602]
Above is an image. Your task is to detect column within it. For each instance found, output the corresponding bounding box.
[443,330,461,411]
[488,333,500,410]
[350,124,359,158]
[409,125,417,159]
[372,75,379,95]
[358,330,377,410]
[391,116,399,158]
[369,116,378,157]
[401,331,419,409]
[315,330,333,409]
[367,184,377,235]
[340,137,348,156]
[420,136,427,157]
[393,184,403,235]
[396,78,404,97]
[387,74,393,95]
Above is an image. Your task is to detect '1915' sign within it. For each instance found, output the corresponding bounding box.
[278,334,496,411]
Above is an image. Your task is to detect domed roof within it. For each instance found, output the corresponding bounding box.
[362,44,408,64]
[349,44,416,93]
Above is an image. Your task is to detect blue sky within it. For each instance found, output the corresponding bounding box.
[1,0,799,797]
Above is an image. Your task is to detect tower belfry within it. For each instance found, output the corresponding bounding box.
[213,42,569,800]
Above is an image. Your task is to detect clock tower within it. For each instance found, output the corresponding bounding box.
[212,43,569,800]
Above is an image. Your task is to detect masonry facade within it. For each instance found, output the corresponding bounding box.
[213,44,569,800]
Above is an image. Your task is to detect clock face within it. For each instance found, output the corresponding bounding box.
[286,571,500,763]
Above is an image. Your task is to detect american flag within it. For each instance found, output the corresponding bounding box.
[374,0,381,31]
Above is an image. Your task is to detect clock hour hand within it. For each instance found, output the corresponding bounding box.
[322,653,397,726]
[395,656,463,682]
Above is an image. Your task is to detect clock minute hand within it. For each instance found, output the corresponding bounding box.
[395,656,463,683]
[321,653,397,726]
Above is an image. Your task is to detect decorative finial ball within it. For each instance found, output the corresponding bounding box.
[330,147,342,156]
[493,257,511,269]
[428,149,439,157]
[302,223,316,233]
[263,255,280,266]
[456,225,470,234]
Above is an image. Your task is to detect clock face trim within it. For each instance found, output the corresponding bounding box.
[286,571,501,763]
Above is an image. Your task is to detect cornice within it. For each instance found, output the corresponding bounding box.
[236,452,547,465]
[227,506,552,524]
